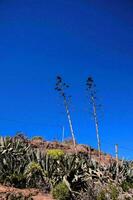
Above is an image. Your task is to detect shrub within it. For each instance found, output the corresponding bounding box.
[32,136,43,140]
[5,136,11,140]
[121,181,130,192]
[121,180,133,192]
[15,133,27,142]
[24,162,44,188]
[97,190,106,200]
[8,173,26,188]
[76,187,97,200]
[109,185,119,200]
[52,182,70,200]
[47,149,64,159]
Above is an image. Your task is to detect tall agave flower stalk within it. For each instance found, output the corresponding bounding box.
[55,76,77,154]
[86,77,101,159]
[115,144,119,182]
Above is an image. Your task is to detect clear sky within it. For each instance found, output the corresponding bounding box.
[0,0,133,159]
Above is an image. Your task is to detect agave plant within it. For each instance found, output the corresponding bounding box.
[24,161,44,188]
[0,136,30,187]
[26,148,56,190]
[120,160,133,186]
[0,134,132,200]
[55,154,91,195]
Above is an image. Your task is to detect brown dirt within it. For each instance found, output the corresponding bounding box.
[33,194,54,200]
[0,139,116,199]
[0,184,54,200]
[30,139,115,165]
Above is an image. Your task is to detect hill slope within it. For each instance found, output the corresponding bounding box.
[0,135,132,200]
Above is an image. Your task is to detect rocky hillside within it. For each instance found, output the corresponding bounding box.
[30,137,113,165]
[0,134,132,200]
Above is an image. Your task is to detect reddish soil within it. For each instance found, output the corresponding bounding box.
[33,194,54,200]
[30,139,115,165]
[0,139,116,199]
[0,184,38,196]
[0,184,54,200]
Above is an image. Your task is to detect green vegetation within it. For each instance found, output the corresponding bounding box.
[121,180,133,192]
[24,161,44,188]
[109,185,119,200]
[47,149,64,159]
[0,135,132,199]
[52,182,70,200]
[32,136,43,140]
[97,190,106,200]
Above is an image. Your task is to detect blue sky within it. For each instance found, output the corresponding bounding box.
[0,0,133,159]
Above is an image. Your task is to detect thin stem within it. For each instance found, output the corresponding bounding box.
[62,126,65,142]
[63,96,77,154]
[91,96,101,159]
[115,144,119,181]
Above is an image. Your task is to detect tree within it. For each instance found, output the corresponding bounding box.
[55,76,77,153]
[86,77,101,159]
